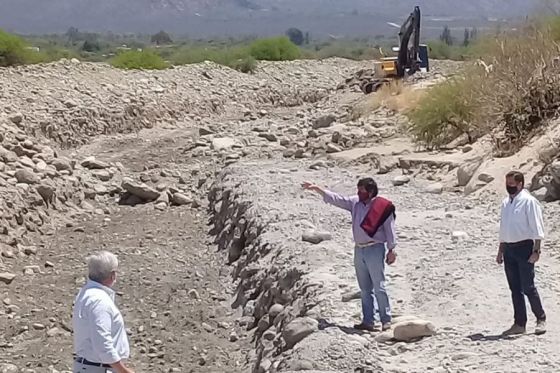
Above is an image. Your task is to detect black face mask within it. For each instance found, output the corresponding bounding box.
[506,185,519,195]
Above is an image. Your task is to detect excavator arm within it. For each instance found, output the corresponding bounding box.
[355,6,426,94]
[396,6,421,77]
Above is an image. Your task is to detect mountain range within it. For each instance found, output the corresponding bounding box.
[0,0,549,38]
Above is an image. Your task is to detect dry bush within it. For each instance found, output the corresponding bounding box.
[407,77,478,148]
[470,27,560,155]
[408,22,560,152]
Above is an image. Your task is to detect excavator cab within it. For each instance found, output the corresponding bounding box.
[360,6,428,94]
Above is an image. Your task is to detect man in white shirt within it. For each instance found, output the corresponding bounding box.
[72,251,134,373]
[497,171,546,336]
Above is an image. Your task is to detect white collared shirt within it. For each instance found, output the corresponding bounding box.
[72,279,130,364]
[499,189,545,243]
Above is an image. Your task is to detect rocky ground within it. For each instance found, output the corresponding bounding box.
[1,57,559,373]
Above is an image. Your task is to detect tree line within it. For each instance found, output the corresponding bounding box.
[439,26,479,47]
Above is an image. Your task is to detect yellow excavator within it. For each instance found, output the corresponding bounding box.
[359,6,429,94]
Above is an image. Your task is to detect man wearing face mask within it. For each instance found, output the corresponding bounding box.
[72,251,134,373]
[497,171,546,336]
[302,178,396,332]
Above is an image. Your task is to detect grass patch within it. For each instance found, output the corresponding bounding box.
[229,55,257,73]
[110,50,168,70]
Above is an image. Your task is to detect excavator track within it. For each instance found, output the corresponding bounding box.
[359,78,391,94]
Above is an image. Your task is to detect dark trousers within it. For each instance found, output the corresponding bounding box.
[504,240,546,327]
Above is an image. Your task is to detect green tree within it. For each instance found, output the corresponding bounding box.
[65,27,80,43]
[82,40,101,52]
[463,28,470,46]
[470,27,478,40]
[285,28,304,46]
[440,25,453,46]
[151,30,173,45]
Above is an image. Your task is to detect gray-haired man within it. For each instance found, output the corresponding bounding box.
[72,251,134,373]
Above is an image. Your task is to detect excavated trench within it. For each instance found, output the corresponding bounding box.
[208,170,324,373]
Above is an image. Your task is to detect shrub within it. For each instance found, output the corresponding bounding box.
[229,55,257,73]
[82,40,101,52]
[110,50,168,70]
[427,41,453,60]
[407,77,477,148]
[0,29,30,66]
[249,36,300,61]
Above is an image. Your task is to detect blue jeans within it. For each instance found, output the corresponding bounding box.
[354,243,391,325]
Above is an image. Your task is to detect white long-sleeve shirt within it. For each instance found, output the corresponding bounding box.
[499,189,545,243]
[72,279,130,364]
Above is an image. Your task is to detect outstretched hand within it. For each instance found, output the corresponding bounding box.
[302,181,315,190]
[302,182,326,197]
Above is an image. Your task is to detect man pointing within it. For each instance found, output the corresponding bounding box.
[303,177,396,331]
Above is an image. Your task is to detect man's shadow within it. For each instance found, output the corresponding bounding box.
[318,318,381,335]
[466,332,532,342]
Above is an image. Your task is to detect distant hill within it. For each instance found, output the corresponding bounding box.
[0,0,547,38]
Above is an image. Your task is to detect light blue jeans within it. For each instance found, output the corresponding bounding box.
[354,243,391,325]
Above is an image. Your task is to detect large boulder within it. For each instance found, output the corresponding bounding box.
[312,114,336,129]
[282,317,319,348]
[393,319,436,342]
[81,156,109,170]
[15,169,39,184]
[0,363,18,373]
[302,230,332,244]
[121,178,159,201]
[457,159,482,187]
[51,157,73,172]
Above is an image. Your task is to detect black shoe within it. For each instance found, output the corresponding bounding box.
[354,323,375,332]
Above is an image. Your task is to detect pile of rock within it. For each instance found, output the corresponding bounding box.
[0,58,367,149]
[120,176,202,210]
[0,125,125,258]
